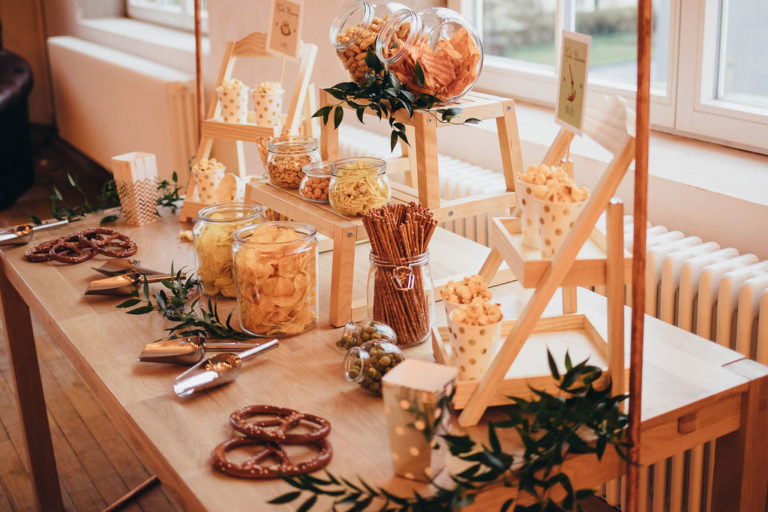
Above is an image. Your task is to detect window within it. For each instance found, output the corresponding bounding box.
[127,0,208,33]
[450,0,768,154]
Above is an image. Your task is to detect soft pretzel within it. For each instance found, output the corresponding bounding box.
[210,437,332,479]
[229,405,331,443]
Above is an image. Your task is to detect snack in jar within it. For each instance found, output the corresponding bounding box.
[233,222,318,337]
[375,7,483,100]
[344,340,404,395]
[193,203,262,297]
[336,319,397,350]
[329,1,408,83]
[299,161,332,203]
[329,157,391,216]
[267,136,321,190]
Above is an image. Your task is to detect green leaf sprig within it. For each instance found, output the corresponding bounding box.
[269,351,629,512]
[313,50,480,151]
[157,171,184,214]
[117,265,252,341]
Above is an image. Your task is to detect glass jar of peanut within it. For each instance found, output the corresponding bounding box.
[299,161,331,203]
[266,136,321,190]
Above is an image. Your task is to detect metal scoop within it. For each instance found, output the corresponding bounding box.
[93,259,165,277]
[138,336,262,365]
[173,339,279,398]
[0,218,69,247]
[85,272,185,295]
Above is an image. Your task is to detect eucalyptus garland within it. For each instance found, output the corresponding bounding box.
[269,352,629,512]
[314,51,480,151]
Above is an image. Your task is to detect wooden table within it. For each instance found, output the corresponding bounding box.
[2,213,767,511]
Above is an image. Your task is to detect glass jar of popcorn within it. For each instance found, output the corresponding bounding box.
[232,222,318,337]
[329,157,391,216]
[329,1,408,83]
[193,203,263,298]
[375,7,483,101]
[299,161,331,204]
[367,251,434,347]
[267,136,321,190]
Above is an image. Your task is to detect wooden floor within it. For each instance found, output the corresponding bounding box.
[0,128,180,511]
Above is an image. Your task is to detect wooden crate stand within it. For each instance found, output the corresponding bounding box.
[179,32,318,221]
[457,95,637,426]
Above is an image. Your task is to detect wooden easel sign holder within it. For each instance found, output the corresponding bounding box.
[458,95,636,427]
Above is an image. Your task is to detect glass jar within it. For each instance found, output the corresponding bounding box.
[193,203,263,297]
[329,157,391,216]
[299,161,331,204]
[267,136,321,190]
[232,221,318,337]
[367,251,434,347]
[375,7,484,101]
[336,319,397,350]
[329,0,408,83]
[344,340,404,395]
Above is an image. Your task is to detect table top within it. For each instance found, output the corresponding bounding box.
[0,212,760,510]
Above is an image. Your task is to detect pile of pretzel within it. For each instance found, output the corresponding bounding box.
[211,405,333,479]
[24,228,137,264]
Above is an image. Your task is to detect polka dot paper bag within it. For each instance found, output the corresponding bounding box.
[216,84,249,123]
[251,89,284,127]
[534,196,588,258]
[514,173,541,249]
[447,309,503,381]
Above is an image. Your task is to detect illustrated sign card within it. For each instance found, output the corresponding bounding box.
[266,0,303,59]
[556,31,591,135]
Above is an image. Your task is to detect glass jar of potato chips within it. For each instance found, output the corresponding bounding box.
[193,203,263,297]
[329,1,407,83]
[375,7,483,101]
[232,222,319,337]
[329,157,391,216]
[267,136,321,190]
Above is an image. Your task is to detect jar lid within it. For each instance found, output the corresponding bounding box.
[329,0,374,51]
[330,157,387,177]
[268,135,318,154]
[302,161,332,178]
[375,8,421,66]
[233,221,317,247]
[197,202,263,223]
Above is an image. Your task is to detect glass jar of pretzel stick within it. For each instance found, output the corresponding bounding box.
[375,7,483,101]
[329,157,391,216]
[329,1,408,83]
[367,251,434,347]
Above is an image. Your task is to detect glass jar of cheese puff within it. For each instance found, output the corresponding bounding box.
[329,157,391,216]
[193,203,262,298]
[232,222,318,337]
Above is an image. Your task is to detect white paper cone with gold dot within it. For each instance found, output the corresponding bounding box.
[381,360,457,482]
[447,303,503,381]
[534,195,588,258]
[216,79,249,123]
[514,174,540,248]
[251,82,284,127]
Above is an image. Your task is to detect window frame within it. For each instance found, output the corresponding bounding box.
[455,0,768,155]
[127,0,208,34]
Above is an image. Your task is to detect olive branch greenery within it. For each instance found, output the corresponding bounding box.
[116,264,252,341]
[269,351,630,512]
[313,50,480,152]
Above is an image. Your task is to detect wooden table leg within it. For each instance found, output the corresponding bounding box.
[0,259,63,512]
[319,90,339,161]
[328,226,357,327]
[413,114,440,208]
[712,358,768,512]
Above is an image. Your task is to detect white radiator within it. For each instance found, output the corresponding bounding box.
[47,36,197,180]
[341,127,768,511]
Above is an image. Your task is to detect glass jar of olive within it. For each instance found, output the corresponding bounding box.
[336,319,397,350]
[343,340,404,395]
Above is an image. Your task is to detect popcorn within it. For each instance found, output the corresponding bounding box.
[451,302,502,326]
[440,274,492,304]
[533,180,590,203]
[253,81,283,94]
[518,164,571,186]
[179,230,194,242]
[192,158,226,173]
[219,78,246,91]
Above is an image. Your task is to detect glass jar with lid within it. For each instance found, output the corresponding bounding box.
[299,161,331,204]
[232,221,318,337]
[329,0,408,83]
[267,136,321,190]
[344,340,404,395]
[367,251,435,347]
[375,7,483,101]
[193,203,263,297]
[336,319,397,350]
[328,157,391,216]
